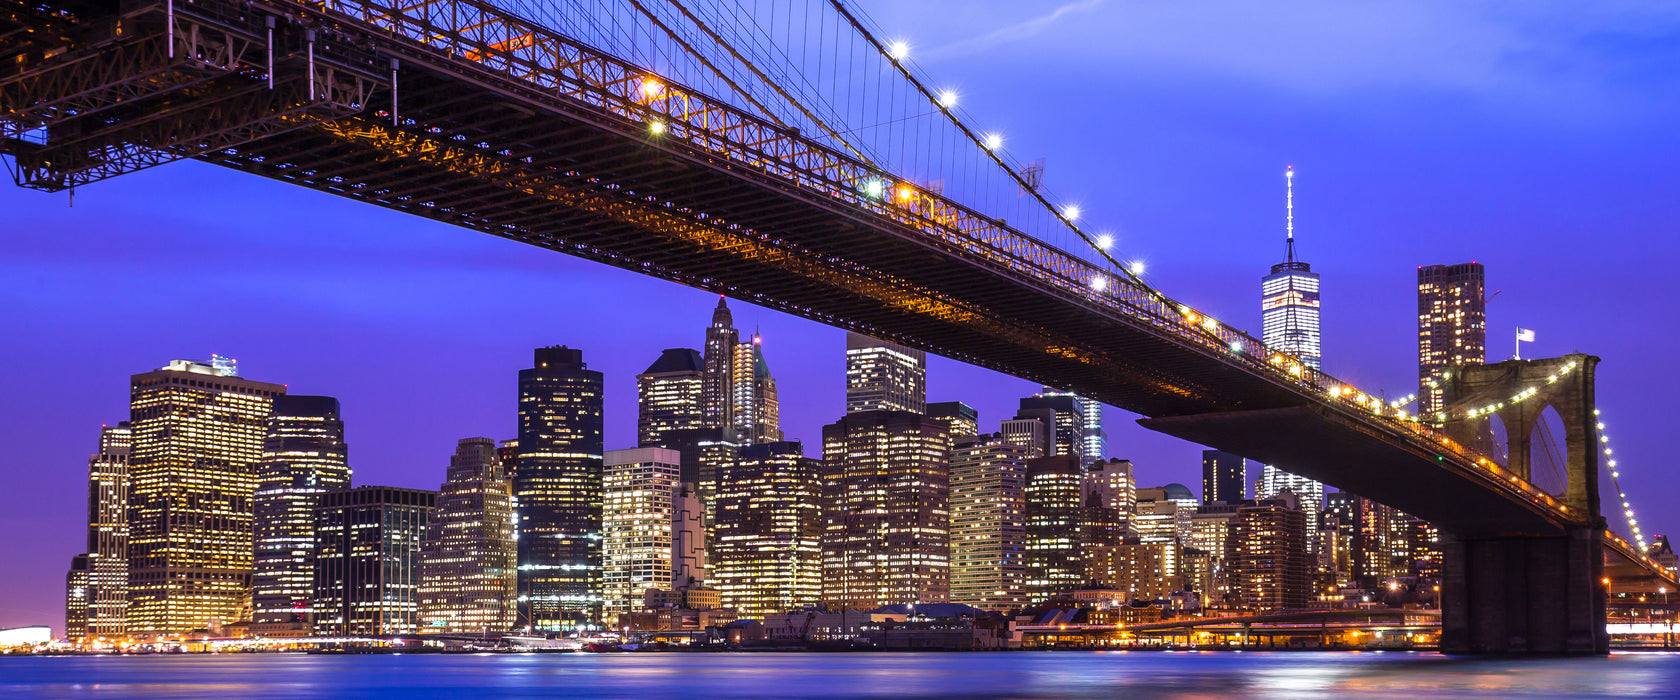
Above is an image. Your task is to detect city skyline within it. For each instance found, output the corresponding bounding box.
[4,1,1678,636]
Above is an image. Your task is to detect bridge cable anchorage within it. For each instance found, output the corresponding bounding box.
[1596,411,1647,551]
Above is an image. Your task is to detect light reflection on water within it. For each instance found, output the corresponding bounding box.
[2,651,1678,699]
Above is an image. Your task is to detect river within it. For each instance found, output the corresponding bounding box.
[3,651,1676,698]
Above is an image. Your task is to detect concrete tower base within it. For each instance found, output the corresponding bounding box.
[1439,527,1608,655]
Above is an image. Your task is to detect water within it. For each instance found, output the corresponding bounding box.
[2,651,1677,699]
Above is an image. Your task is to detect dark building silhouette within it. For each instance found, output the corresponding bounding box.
[1201,450,1246,505]
[516,346,605,632]
[313,486,435,636]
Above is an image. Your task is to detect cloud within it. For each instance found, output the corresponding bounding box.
[925,0,1104,60]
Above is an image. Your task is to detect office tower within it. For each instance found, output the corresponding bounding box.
[126,357,283,637]
[1202,450,1245,505]
[1418,262,1487,417]
[1039,388,1106,464]
[845,332,927,414]
[1261,166,1322,369]
[1227,493,1309,613]
[1190,502,1242,603]
[820,411,950,610]
[65,555,91,642]
[1014,394,1085,462]
[701,296,739,430]
[313,486,435,636]
[252,396,350,634]
[731,336,782,443]
[1000,418,1047,460]
[1024,454,1084,602]
[1257,466,1322,549]
[713,441,823,617]
[1324,491,1415,587]
[1083,458,1137,516]
[516,345,605,632]
[601,448,682,622]
[948,433,1029,612]
[1136,485,1195,539]
[658,426,744,517]
[79,423,130,640]
[670,482,707,590]
[418,437,517,634]
[637,349,704,447]
[927,401,979,440]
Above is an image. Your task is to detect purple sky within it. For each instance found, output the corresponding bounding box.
[3,1,1678,633]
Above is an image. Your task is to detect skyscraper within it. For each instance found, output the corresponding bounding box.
[65,555,90,643]
[1024,454,1084,602]
[1201,450,1245,505]
[1418,262,1487,417]
[927,401,979,440]
[1257,465,1324,552]
[713,441,824,617]
[601,448,682,622]
[1000,418,1047,460]
[636,349,704,447]
[732,336,782,443]
[1039,388,1106,465]
[1014,393,1085,462]
[845,332,927,414]
[1261,166,1322,369]
[701,296,738,430]
[516,346,605,632]
[126,357,283,638]
[313,486,435,636]
[253,395,350,635]
[948,433,1028,612]
[418,437,517,634]
[76,423,130,641]
[820,411,950,610]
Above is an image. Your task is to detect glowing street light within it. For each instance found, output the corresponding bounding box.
[1064,204,1081,221]
[888,40,910,60]
[1129,260,1146,276]
[1096,233,1114,250]
[648,121,666,135]
[640,79,663,99]
[937,89,958,108]
[983,133,1003,150]
[1090,276,1108,291]
[865,179,885,199]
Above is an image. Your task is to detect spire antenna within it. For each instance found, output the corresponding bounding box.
[1285,165,1296,263]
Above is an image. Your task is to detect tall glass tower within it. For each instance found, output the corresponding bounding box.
[252,395,350,633]
[1261,166,1322,370]
[516,346,605,632]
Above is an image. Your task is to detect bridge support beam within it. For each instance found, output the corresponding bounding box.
[1440,527,1608,654]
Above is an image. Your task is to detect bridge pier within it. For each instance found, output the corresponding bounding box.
[1440,527,1608,654]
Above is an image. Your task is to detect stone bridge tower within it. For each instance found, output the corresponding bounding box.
[1436,354,1607,654]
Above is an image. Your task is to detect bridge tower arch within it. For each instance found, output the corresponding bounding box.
[1436,354,1607,654]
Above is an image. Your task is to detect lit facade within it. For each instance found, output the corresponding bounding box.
[732,338,782,443]
[1083,458,1137,515]
[1418,262,1487,416]
[1014,394,1085,462]
[126,357,283,637]
[927,401,979,440]
[1086,541,1181,601]
[70,423,131,642]
[844,332,926,414]
[253,395,349,634]
[601,448,682,622]
[999,418,1046,460]
[713,441,823,617]
[418,437,517,634]
[948,433,1028,612]
[1261,168,1322,370]
[701,296,738,431]
[1227,494,1309,613]
[1039,387,1106,465]
[313,486,435,636]
[636,349,704,447]
[516,345,605,631]
[1257,465,1323,553]
[1024,454,1083,602]
[820,410,950,610]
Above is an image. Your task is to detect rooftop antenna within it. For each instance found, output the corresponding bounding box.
[1285,165,1295,263]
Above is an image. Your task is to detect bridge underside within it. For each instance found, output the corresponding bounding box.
[1140,407,1564,536]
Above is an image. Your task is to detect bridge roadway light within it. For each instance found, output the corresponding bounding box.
[1096,234,1114,249]
[937,89,958,108]
[888,40,910,60]
[1090,276,1108,291]
[1129,261,1145,276]
[1064,205,1081,221]
[865,179,885,199]
[983,133,1003,150]
[648,121,666,135]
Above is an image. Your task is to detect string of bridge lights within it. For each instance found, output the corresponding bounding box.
[1597,411,1648,552]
